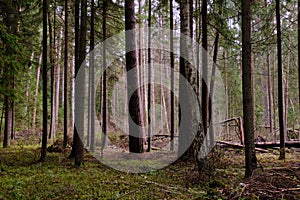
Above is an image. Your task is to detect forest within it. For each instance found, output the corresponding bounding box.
[1,0,300,199]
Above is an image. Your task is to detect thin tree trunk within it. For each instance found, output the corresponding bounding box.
[54,27,63,136]
[273,50,277,141]
[89,0,95,152]
[170,0,175,151]
[101,0,108,157]
[3,96,11,148]
[147,0,152,152]
[266,48,274,139]
[284,34,290,140]
[276,0,286,160]
[224,50,229,135]
[0,103,4,138]
[48,8,55,141]
[209,32,219,147]
[41,0,48,161]
[33,53,42,131]
[201,0,208,146]
[63,0,69,148]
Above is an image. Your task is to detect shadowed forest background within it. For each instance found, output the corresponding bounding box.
[1,0,300,199]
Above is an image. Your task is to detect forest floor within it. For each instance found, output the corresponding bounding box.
[1,138,300,199]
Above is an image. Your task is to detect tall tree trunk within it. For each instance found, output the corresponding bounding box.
[54,27,63,136]
[201,0,208,148]
[179,0,194,159]
[69,0,81,162]
[89,0,95,152]
[266,48,274,139]
[41,0,48,161]
[101,0,108,156]
[273,50,277,140]
[242,0,257,178]
[276,0,285,160]
[284,34,290,140]
[209,32,219,147]
[125,0,144,153]
[147,0,152,152]
[224,50,229,134]
[63,0,69,148]
[170,0,175,151]
[74,0,87,166]
[48,8,55,140]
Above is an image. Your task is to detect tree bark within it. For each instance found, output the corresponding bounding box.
[209,32,219,147]
[201,0,208,148]
[101,0,108,156]
[33,53,42,132]
[242,0,257,178]
[170,0,175,151]
[89,0,95,152]
[41,0,48,161]
[63,0,69,148]
[276,0,286,160]
[125,0,144,153]
[147,0,152,152]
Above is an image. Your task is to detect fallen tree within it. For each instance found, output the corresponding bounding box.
[216,140,300,150]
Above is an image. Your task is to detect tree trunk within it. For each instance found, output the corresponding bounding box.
[224,50,229,135]
[147,0,152,152]
[101,0,108,156]
[74,0,87,166]
[170,0,175,151]
[3,96,11,148]
[48,8,55,141]
[179,0,195,159]
[89,0,95,152]
[266,48,274,139]
[201,0,208,149]
[41,0,48,161]
[242,0,257,178]
[209,32,219,147]
[69,0,83,164]
[54,27,63,137]
[284,34,290,141]
[276,0,286,160]
[63,0,69,148]
[125,0,144,153]
[33,53,42,132]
